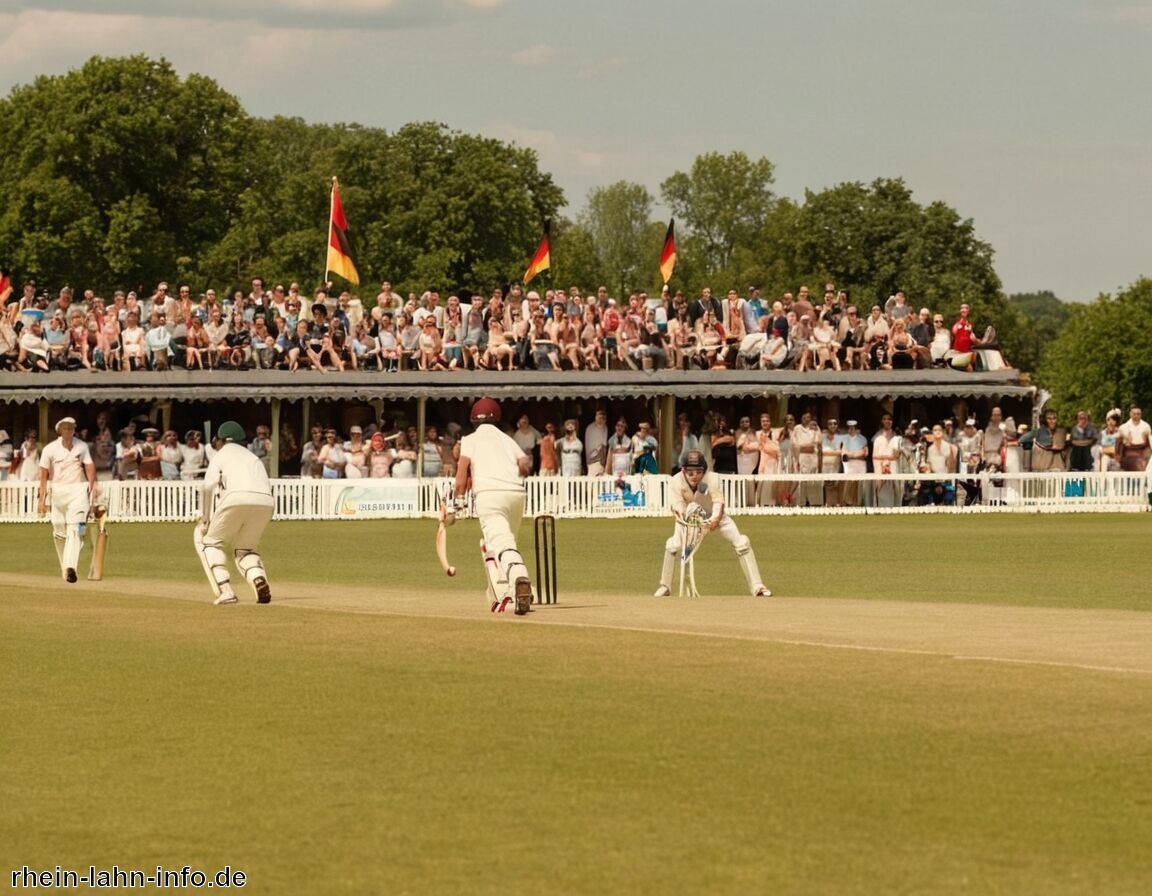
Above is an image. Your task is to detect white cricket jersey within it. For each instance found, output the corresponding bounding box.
[203,443,273,505]
[39,438,92,484]
[460,424,527,493]
[669,470,723,517]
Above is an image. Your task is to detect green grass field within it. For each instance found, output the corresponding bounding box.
[3,516,1152,894]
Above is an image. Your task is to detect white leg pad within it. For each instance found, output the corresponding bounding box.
[734,535,765,595]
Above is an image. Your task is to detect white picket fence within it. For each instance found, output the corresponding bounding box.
[1,471,1148,523]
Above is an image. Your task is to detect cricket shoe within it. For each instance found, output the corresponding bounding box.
[653,585,671,598]
[253,576,272,604]
[65,568,77,584]
[491,596,513,614]
[214,591,239,605]
[513,577,533,616]
[754,585,772,597]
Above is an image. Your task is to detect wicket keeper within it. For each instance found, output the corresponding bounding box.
[38,417,98,583]
[195,421,274,605]
[451,398,535,615]
[654,449,770,598]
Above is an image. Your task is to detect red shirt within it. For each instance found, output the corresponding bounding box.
[951,318,973,353]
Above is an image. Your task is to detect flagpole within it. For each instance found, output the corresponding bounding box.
[323,176,336,287]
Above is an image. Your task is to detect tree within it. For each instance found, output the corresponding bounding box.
[578,181,654,295]
[1036,278,1152,419]
[1008,291,1071,374]
[0,55,251,290]
[660,151,776,274]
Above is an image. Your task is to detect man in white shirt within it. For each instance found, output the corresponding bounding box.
[451,399,534,615]
[38,417,98,582]
[512,414,541,471]
[559,420,583,477]
[195,421,275,605]
[583,409,609,476]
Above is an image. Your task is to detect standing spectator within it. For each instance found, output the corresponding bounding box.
[1118,406,1152,471]
[179,430,207,480]
[15,428,40,480]
[909,308,935,368]
[159,429,183,480]
[559,419,583,477]
[512,415,540,470]
[840,420,869,506]
[37,417,98,583]
[390,431,418,478]
[318,428,346,478]
[871,413,901,508]
[1022,409,1068,473]
[422,425,444,477]
[584,409,609,476]
[299,425,324,478]
[608,418,633,478]
[366,432,393,478]
[138,429,163,480]
[0,429,12,481]
[248,425,273,476]
[710,413,737,474]
[114,428,142,480]
[673,414,702,472]
[735,414,760,505]
[821,418,846,506]
[536,421,558,476]
[1098,411,1122,472]
[631,421,658,474]
[754,414,782,506]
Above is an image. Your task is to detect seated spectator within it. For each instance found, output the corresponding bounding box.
[810,315,841,371]
[461,303,486,370]
[44,312,70,370]
[579,306,603,370]
[375,312,402,372]
[180,429,207,479]
[203,306,230,369]
[396,311,421,368]
[972,325,1008,371]
[0,314,19,370]
[667,305,696,369]
[950,303,975,371]
[251,316,277,369]
[888,319,917,369]
[145,312,173,370]
[861,306,890,369]
[65,311,93,371]
[481,312,515,370]
[791,315,814,371]
[224,311,251,368]
[909,308,935,368]
[760,328,789,369]
[415,317,447,370]
[185,316,210,370]
[441,304,464,369]
[836,306,867,369]
[300,425,324,478]
[552,306,583,369]
[138,429,162,480]
[17,320,50,372]
[694,310,725,368]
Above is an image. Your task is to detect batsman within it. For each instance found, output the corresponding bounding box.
[38,417,98,583]
[447,398,535,616]
[654,449,771,598]
[195,421,274,606]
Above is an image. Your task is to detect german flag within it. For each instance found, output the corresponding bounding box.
[523,219,551,284]
[326,177,360,285]
[659,218,677,285]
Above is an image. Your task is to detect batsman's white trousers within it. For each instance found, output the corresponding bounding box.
[50,483,90,575]
[474,488,529,593]
[203,492,274,586]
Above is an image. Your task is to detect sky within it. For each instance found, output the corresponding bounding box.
[0,0,1148,300]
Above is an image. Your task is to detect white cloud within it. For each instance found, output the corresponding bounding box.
[0,0,506,30]
[494,124,612,178]
[1078,4,1152,23]
[509,44,555,66]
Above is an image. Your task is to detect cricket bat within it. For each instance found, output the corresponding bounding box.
[87,506,108,580]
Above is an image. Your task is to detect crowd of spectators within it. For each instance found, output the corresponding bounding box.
[0,277,1010,374]
[4,407,1144,511]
